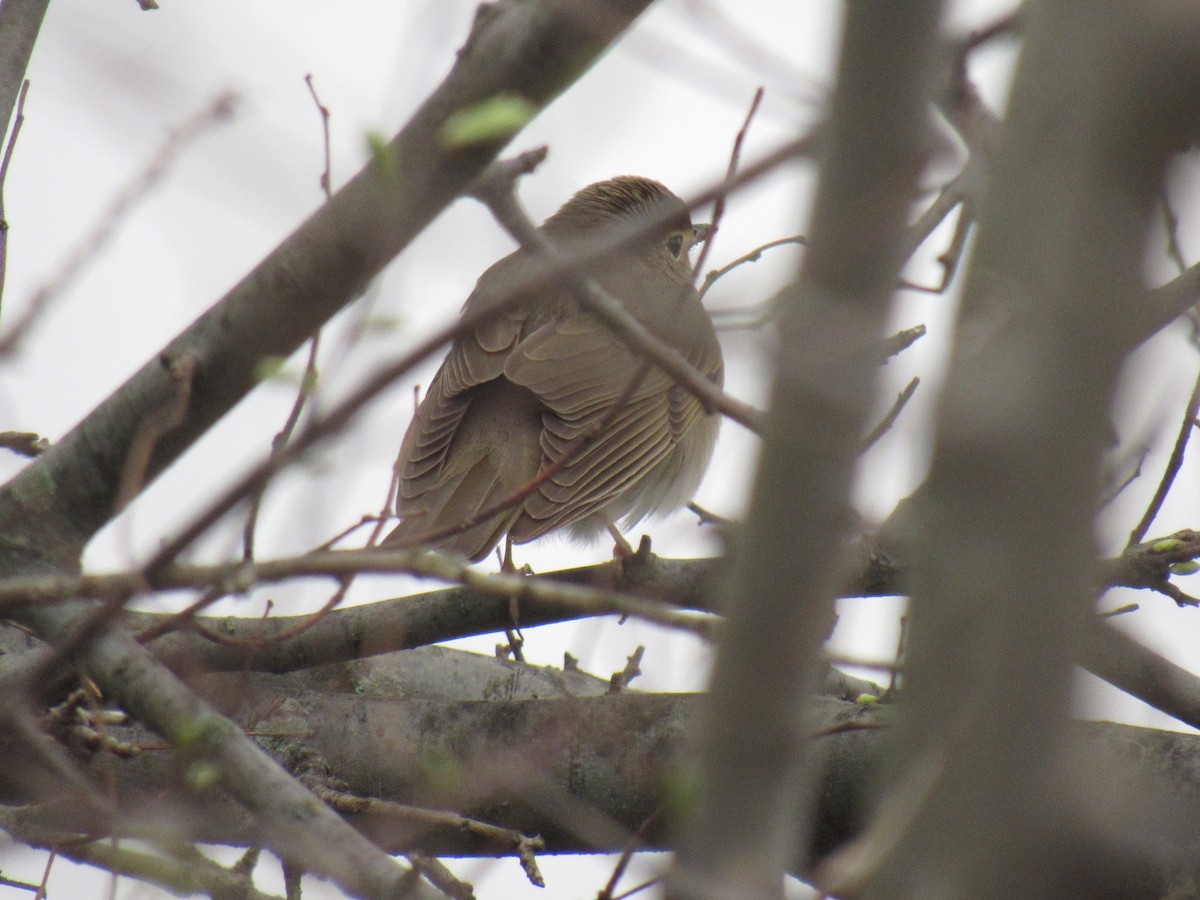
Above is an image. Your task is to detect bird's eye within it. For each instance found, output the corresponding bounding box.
[666,233,685,258]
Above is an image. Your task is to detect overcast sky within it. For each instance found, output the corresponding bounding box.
[7,1,1200,896]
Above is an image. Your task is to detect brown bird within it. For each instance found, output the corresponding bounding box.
[384,176,723,562]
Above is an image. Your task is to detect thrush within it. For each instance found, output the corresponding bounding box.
[384,176,723,562]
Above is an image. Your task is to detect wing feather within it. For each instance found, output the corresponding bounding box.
[502,310,682,540]
[391,242,724,559]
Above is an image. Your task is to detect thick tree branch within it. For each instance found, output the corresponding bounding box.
[9,688,1200,898]
[6,534,1200,735]
[671,5,946,896]
[876,3,1200,896]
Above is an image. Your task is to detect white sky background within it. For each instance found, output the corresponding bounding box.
[3,0,1200,896]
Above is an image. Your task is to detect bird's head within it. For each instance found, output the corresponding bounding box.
[543,176,707,283]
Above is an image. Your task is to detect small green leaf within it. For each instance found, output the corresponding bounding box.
[254,356,288,383]
[661,761,702,826]
[365,129,398,174]
[855,693,879,706]
[1170,561,1200,576]
[440,95,536,148]
[185,760,221,791]
[358,313,405,336]
[254,357,319,390]
[420,747,464,793]
[1152,538,1183,553]
[173,715,222,750]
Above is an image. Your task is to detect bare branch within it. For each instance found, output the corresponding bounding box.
[0,92,237,357]
[1127,367,1200,546]
[303,73,334,199]
[0,78,29,320]
[878,3,1200,894]
[860,376,920,454]
[702,234,807,308]
[0,0,47,141]
[0,429,46,457]
[689,86,764,286]
[672,3,945,894]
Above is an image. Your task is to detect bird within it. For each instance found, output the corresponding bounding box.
[383,175,723,563]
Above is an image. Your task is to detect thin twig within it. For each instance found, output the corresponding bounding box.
[612,877,663,900]
[0,430,47,457]
[1127,367,1200,546]
[243,77,335,562]
[931,197,974,292]
[242,333,320,561]
[319,787,545,881]
[1155,579,1200,608]
[880,324,926,361]
[1156,185,1200,343]
[691,86,763,287]
[304,73,333,198]
[860,377,919,453]
[406,854,474,900]
[1100,603,1138,618]
[142,576,352,649]
[16,522,1200,618]
[599,803,664,900]
[365,468,402,547]
[896,171,966,272]
[957,8,1023,55]
[685,501,732,528]
[608,645,645,693]
[1099,442,1150,510]
[681,1,813,98]
[37,845,55,900]
[702,234,807,306]
[889,614,908,695]
[0,554,722,649]
[0,548,719,639]
[0,92,237,356]
[0,78,30,324]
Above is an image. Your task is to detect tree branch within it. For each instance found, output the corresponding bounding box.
[876,2,1200,895]
[671,4,946,896]
[0,0,46,142]
[11,688,1200,897]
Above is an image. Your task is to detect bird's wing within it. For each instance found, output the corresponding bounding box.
[667,319,724,439]
[396,318,522,488]
[396,254,534,492]
[503,309,716,540]
[389,257,548,559]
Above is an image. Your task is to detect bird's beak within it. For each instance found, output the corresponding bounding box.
[692,223,711,244]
